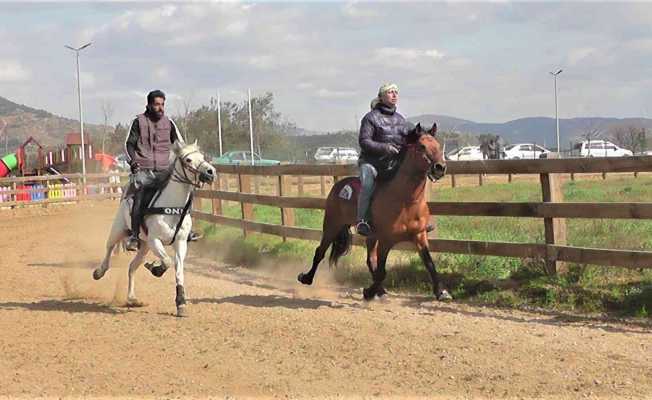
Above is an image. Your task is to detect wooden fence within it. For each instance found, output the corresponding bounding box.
[192,156,652,275]
[0,172,128,207]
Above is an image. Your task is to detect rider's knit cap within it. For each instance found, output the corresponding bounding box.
[370,83,399,109]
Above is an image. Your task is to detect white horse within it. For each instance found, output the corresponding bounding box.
[93,141,216,317]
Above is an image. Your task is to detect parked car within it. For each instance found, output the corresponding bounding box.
[314,147,359,163]
[212,151,281,165]
[573,140,633,157]
[504,143,551,159]
[446,146,483,161]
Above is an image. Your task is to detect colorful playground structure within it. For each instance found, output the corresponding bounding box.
[0,132,123,205]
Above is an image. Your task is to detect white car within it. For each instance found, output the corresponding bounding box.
[314,147,359,163]
[504,143,551,159]
[446,146,483,161]
[573,140,633,157]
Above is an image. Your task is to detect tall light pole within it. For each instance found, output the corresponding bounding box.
[550,69,563,154]
[247,89,255,165]
[217,91,223,157]
[65,42,92,183]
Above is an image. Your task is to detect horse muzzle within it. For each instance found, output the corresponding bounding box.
[199,170,215,184]
[428,163,447,181]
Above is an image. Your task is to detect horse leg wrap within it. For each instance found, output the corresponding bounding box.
[175,285,186,307]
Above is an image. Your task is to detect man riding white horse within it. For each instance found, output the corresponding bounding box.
[124,90,201,251]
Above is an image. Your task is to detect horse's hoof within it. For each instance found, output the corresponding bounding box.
[363,287,376,301]
[146,262,168,278]
[93,268,105,280]
[176,305,188,318]
[297,272,313,286]
[437,290,453,302]
[126,298,145,308]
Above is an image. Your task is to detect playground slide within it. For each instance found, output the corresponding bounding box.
[0,152,18,178]
[44,166,71,183]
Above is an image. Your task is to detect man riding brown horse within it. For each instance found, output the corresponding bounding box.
[356,83,433,236]
[124,90,201,251]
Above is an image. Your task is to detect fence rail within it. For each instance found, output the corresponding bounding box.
[0,172,128,207]
[194,156,652,274]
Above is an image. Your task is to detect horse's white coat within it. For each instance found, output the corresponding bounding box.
[94,141,215,316]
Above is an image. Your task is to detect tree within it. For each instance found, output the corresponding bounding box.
[173,92,295,161]
[100,101,114,154]
[610,125,647,154]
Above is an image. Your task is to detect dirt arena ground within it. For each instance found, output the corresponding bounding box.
[0,202,650,399]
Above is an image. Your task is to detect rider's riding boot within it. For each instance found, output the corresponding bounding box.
[187,230,203,242]
[126,189,145,251]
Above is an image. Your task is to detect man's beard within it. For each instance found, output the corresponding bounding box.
[147,106,164,121]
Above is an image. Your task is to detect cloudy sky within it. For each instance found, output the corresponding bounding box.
[2,1,652,132]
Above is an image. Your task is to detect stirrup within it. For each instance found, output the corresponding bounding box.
[187,231,203,242]
[356,220,372,236]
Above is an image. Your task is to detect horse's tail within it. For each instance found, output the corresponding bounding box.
[328,225,352,267]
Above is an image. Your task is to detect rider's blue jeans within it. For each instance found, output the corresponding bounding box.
[356,162,377,222]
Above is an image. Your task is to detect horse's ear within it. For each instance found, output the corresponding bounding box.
[429,123,437,136]
[415,122,423,134]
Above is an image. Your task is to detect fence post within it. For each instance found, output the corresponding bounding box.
[508,173,513,183]
[451,174,456,188]
[602,172,607,180]
[478,174,484,186]
[634,171,639,178]
[253,175,260,194]
[297,175,304,196]
[540,156,567,275]
[278,174,295,242]
[223,174,230,192]
[238,173,253,237]
[570,172,575,181]
[211,173,223,216]
[320,175,326,197]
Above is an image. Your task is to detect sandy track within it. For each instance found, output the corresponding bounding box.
[0,202,650,399]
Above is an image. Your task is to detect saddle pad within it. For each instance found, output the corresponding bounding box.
[336,177,361,201]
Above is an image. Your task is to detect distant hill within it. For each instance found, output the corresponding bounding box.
[409,114,652,149]
[0,95,104,151]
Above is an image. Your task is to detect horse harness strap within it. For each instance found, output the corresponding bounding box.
[143,192,194,245]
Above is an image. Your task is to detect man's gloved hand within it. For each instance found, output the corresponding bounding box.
[384,143,400,155]
[130,162,141,174]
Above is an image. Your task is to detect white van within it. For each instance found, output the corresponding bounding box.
[314,147,359,163]
[573,140,633,157]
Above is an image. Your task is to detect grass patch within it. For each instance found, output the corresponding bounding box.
[193,175,652,318]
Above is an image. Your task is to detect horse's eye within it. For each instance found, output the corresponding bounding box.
[185,158,192,163]
[420,144,427,151]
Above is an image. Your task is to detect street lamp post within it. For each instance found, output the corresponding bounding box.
[65,42,92,184]
[550,69,563,155]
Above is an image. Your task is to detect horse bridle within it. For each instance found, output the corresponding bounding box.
[170,150,212,188]
[406,143,446,182]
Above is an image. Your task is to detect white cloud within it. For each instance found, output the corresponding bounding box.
[0,61,30,82]
[375,47,445,62]
[316,88,357,99]
[568,47,598,66]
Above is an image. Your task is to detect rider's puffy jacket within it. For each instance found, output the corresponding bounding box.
[358,103,411,171]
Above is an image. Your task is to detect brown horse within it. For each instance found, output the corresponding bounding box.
[298,123,452,301]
